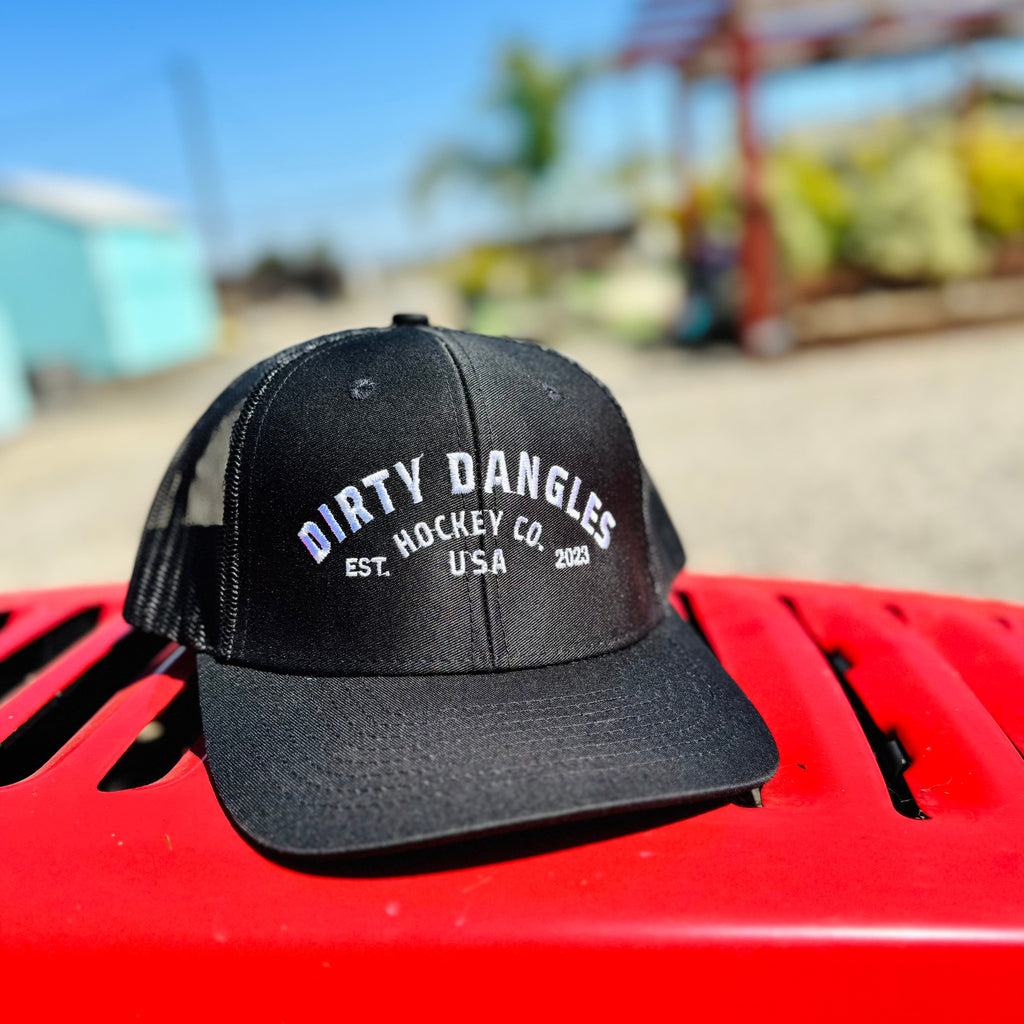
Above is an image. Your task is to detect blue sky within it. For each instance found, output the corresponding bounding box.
[3,2,1023,270]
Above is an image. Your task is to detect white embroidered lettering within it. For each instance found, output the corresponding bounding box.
[335,486,373,533]
[545,465,567,508]
[394,457,423,503]
[298,522,331,563]
[483,450,511,494]
[393,529,417,558]
[299,449,614,556]
[318,503,346,541]
[595,510,616,549]
[565,476,583,520]
[361,469,395,514]
[448,452,474,494]
[451,510,469,538]
[516,452,540,498]
[580,492,601,535]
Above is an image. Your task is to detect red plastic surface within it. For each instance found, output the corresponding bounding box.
[3,574,1024,1021]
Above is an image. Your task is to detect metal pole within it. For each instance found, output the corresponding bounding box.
[168,56,231,273]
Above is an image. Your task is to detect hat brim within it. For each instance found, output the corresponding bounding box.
[196,610,778,858]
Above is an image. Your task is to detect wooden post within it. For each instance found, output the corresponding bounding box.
[730,5,791,354]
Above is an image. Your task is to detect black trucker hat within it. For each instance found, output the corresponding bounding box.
[126,317,777,857]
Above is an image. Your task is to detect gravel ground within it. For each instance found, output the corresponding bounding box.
[2,294,1022,602]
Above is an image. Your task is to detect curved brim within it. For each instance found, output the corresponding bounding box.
[197,611,778,858]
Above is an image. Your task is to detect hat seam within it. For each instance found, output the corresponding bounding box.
[220,331,373,658]
[231,727,734,802]
[217,694,736,794]
[429,329,511,665]
[302,698,689,747]
[431,329,483,668]
[232,341,351,655]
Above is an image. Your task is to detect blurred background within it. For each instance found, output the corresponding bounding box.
[2,0,1023,600]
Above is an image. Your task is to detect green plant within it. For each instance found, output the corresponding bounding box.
[414,42,602,222]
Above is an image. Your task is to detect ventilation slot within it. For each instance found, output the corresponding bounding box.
[0,607,102,704]
[0,611,9,634]
[0,630,169,786]
[783,598,928,821]
[99,674,201,791]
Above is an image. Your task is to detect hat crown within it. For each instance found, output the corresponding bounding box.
[125,325,682,675]
[209,326,661,674]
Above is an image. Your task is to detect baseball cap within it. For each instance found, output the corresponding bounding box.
[125,317,777,857]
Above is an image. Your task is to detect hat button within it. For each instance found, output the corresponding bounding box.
[392,313,430,326]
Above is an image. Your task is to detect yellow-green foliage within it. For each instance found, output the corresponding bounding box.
[960,111,1024,238]
[691,110,1024,285]
[758,115,1024,283]
[441,244,545,302]
[846,126,983,281]
[766,148,852,278]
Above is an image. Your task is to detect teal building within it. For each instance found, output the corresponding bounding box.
[0,173,217,382]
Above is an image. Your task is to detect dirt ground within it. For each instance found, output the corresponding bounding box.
[2,290,1022,603]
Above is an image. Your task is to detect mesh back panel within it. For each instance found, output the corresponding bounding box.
[124,362,268,649]
[125,332,356,650]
